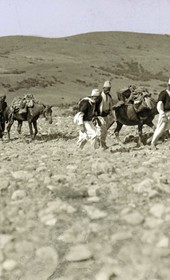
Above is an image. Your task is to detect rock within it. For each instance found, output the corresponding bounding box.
[144,217,163,229]
[43,176,51,185]
[91,158,116,175]
[150,203,165,218]
[86,196,100,203]
[23,246,58,280]
[87,186,99,197]
[46,184,58,191]
[0,179,10,190]
[65,244,93,262]
[156,235,169,248]
[2,259,17,271]
[39,213,57,226]
[36,166,47,173]
[111,231,132,243]
[51,174,67,183]
[0,234,14,249]
[83,205,107,220]
[11,170,33,181]
[95,264,121,280]
[132,178,155,193]
[122,211,144,225]
[141,230,157,244]
[11,190,26,200]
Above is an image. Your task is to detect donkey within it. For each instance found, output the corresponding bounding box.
[111,93,157,146]
[4,101,53,141]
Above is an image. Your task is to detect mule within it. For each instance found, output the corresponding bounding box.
[4,101,53,141]
[111,94,157,146]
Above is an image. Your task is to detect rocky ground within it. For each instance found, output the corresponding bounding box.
[1,108,170,280]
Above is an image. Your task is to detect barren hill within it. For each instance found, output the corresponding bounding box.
[0,31,170,105]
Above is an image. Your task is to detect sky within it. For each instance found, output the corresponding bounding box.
[0,0,170,38]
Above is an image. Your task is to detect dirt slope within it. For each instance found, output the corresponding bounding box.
[1,108,170,280]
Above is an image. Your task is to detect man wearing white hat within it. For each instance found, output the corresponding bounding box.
[74,89,101,149]
[96,80,114,149]
[151,78,170,147]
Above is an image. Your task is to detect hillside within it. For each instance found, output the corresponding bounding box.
[0,31,170,105]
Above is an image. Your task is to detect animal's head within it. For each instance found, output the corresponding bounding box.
[43,105,53,124]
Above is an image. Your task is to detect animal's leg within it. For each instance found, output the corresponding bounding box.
[32,120,38,139]
[6,117,14,141]
[17,121,22,134]
[28,121,34,140]
[114,122,123,143]
[0,121,5,141]
[146,122,156,131]
[17,120,26,142]
[145,122,156,145]
[137,123,143,146]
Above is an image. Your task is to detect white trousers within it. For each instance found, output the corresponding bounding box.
[151,111,170,145]
[77,121,99,149]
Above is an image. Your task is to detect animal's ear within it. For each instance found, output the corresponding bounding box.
[1,95,6,101]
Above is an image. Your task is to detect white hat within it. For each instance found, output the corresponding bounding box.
[103,81,111,88]
[91,88,100,97]
[168,78,170,85]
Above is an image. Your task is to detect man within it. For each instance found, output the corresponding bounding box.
[96,80,115,149]
[74,89,101,149]
[151,78,170,147]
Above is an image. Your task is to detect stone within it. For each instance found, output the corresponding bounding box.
[0,234,14,249]
[83,205,107,220]
[2,259,17,271]
[0,179,10,190]
[156,235,169,248]
[65,244,93,262]
[122,211,144,225]
[150,203,165,218]
[11,170,33,181]
[11,190,26,200]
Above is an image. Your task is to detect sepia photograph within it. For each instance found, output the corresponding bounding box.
[0,0,170,279]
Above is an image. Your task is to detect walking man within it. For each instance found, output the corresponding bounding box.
[96,80,115,149]
[151,78,170,147]
[74,89,101,149]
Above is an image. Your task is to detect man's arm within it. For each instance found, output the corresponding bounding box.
[157,100,165,115]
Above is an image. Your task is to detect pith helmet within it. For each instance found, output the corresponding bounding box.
[91,88,100,97]
[103,81,111,88]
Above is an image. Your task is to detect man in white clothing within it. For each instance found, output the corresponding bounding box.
[151,78,170,148]
[74,89,101,149]
[95,80,115,149]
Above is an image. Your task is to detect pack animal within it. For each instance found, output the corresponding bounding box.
[111,93,157,146]
[4,101,53,141]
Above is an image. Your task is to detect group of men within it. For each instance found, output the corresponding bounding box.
[74,78,170,150]
[74,81,114,150]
